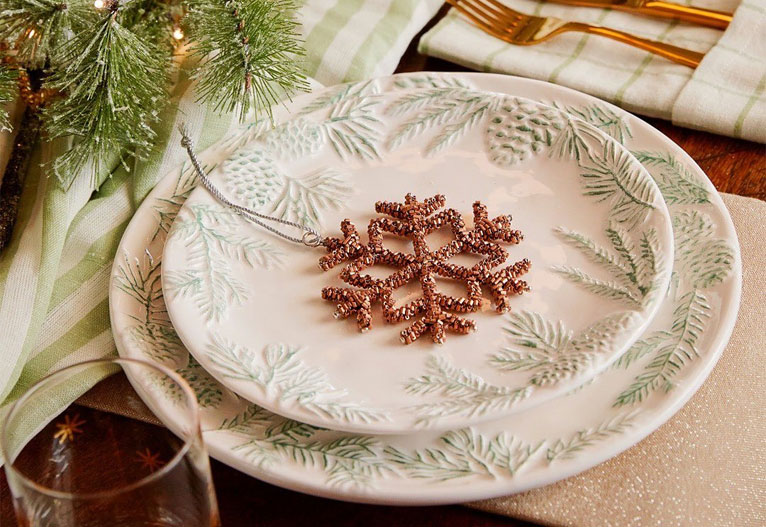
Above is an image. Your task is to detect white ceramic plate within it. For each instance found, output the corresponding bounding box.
[110,72,740,505]
[161,86,673,435]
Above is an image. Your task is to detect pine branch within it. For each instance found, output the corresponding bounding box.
[559,103,632,144]
[0,0,92,68]
[188,0,308,120]
[385,429,541,480]
[218,404,273,433]
[553,266,641,307]
[119,0,179,52]
[43,7,170,188]
[0,66,16,131]
[613,334,663,369]
[547,411,639,462]
[490,311,572,372]
[614,290,710,406]
[579,141,657,227]
[632,150,710,205]
[405,355,530,422]
[491,311,631,387]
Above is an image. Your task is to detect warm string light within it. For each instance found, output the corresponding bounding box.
[172,27,184,41]
[26,29,36,38]
[93,0,105,8]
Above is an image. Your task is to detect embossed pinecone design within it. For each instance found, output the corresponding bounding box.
[485,100,565,166]
[222,147,286,210]
[264,117,324,160]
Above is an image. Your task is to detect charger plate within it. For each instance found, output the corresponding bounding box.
[110,72,740,505]
[160,86,673,435]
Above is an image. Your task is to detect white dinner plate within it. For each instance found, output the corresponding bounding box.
[161,85,673,434]
[110,72,740,505]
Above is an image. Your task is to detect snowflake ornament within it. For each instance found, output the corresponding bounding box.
[319,194,531,345]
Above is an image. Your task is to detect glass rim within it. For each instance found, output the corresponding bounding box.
[0,357,201,501]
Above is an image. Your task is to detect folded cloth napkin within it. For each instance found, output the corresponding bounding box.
[76,194,765,526]
[0,0,442,441]
[418,0,766,143]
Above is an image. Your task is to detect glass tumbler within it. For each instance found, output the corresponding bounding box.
[1,358,219,527]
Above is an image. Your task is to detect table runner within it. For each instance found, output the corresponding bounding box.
[418,0,766,143]
[76,193,765,527]
[0,0,442,434]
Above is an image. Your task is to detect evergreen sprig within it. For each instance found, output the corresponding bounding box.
[43,8,169,187]
[0,0,92,68]
[0,66,16,131]
[1,0,307,191]
[188,0,308,120]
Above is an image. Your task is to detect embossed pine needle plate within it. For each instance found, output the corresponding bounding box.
[110,73,740,504]
[160,87,674,435]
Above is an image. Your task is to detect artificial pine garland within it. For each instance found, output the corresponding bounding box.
[0,0,307,189]
[0,63,16,131]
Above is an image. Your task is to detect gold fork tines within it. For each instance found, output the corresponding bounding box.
[447,0,704,68]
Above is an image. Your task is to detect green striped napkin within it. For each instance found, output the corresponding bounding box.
[419,0,766,143]
[0,0,442,445]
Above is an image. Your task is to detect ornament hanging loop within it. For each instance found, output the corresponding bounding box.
[302,230,323,247]
[178,124,325,249]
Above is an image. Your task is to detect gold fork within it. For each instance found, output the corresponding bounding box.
[446,0,704,68]
[544,0,731,30]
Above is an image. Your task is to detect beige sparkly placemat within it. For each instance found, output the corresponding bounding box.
[81,193,764,526]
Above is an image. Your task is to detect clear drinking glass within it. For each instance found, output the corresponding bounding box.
[1,358,219,527]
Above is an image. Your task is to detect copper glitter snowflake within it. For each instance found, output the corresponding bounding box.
[319,193,531,345]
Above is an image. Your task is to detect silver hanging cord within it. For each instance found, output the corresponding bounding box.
[178,125,324,248]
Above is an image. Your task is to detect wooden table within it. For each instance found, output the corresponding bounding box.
[1,8,764,527]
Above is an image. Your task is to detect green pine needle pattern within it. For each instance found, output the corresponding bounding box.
[115,251,184,363]
[299,79,384,160]
[225,410,390,487]
[614,210,734,406]
[385,428,543,481]
[554,225,662,308]
[614,290,711,405]
[404,355,530,424]
[387,88,500,154]
[546,411,640,462]
[115,231,227,408]
[490,311,634,387]
[219,405,544,486]
[152,163,201,239]
[554,103,632,145]
[633,151,710,205]
[206,336,390,424]
[176,356,224,409]
[578,141,658,227]
[164,203,284,322]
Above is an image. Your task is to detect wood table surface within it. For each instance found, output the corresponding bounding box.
[1,7,764,527]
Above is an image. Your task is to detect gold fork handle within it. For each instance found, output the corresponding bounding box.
[569,22,705,68]
[543,0,732,30]
[638,1,732,30]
